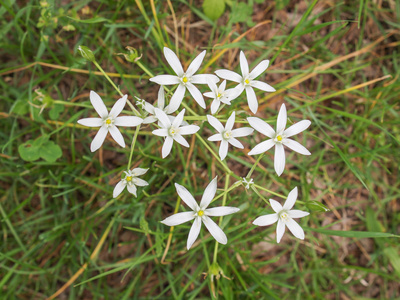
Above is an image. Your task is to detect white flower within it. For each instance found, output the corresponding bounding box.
[149,47,219,113]
[242,177,254,189]
[142,86,177,124]
[161,177,240,250]
[152,108,200,158]
[203,79,239,114]
[207,111,254,160]
[248,103,311,176]
[215,51,275,114]
[113,168,149,198]
[77,91,143,152]
[253,187,309,243]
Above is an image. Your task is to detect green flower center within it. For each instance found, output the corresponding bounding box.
[223,131,232,140]
[126,176,132,182]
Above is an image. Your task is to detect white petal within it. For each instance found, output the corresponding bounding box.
[210,99,220,115]
[186,50,206,76]
[152,128,168,137]
[133,178,149,187]
[127,184,137,196]
[248,139,275,155]
[215,69,242,83]
[149,74,180,85]
[252,213,278,226]
[203,92,215,99]
[172,109,185,128]
[225,111,235,131]
[276,104,287,133]
[283,139,311,155]
[154,108,171,128]
[175,183,199,211]
[245,86,258,114]
[109,126,125,148]
[249,60,270,79]
[284,120,311,137]
[186,83,206,109]
[286,218,305,240]
[288,210,310,219]
[187,217,201,250]
[219,80,227,92]
[179,125,200,135]
[228,137,243,149]
[269,199,283,214]
[205,206,240,217]
[191,74,219,84]
[207,115,224,132]
[143,116,157,124]
[250,80,275,92]
[219,140,229,160]
[276,219,286,243]
[164,47,184,77]
[240,51,249,77]
[90,91,108,119]
[231,127,254,138]
[206,77,218,95]
[77,118,103,127]
[247,117,275,138]
[113,181,126,198]
[144,102,155,114]
[168,84,186,113]
[109,95,127,118]
[90,126,108,152]
[283,187,298,210]
[274,143,285,176]
[202,216,227,245]
[157,86,165,109]
[131,168,149,176]
[161,211,196,226]
[200,176,217,209]
[174,134,189,147]
[114,116,143,127]
[208,133,223,142]
[162,136,174,158]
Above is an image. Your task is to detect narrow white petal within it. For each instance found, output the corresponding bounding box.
[179,125,200,135]
[284,120,311,137]
[286,218,305,240]
[149,75,180,85]
[248,139,275,155]
[225,111,236,131]
[215,69,242,83]
[283,139,311,155]
[175,183,199,211]
[250,80,275,92]
[200,176,218,209]
[245,86,258,114]
[203,92,215,99]
[186,83,206,109]
[207,115,224,132]
[152,128,168,137]
[172,109,185,128]
[164,47,184,77]
[231,127,254,138]
[288,210,310,219]
[162,136,174,158]
[90,126,108,152]
[113,181,126,198]
[252,213,278,226]
[131,168,149,176]
[283,187,298,210]
[157,86,165,109]
[161,211,196,226]
[174,134,189,147]
[249,60,270,79]
[143,116,157,124]
[77,118,103,127]
[274,143,285,176]
[154,108,171,128]
[191,74,219,84]
[210,99,220,115]
[109,95,127,118]
[133,178,149,187]
[114,116,143,127]
[219,140,229,160]
[219,80,227,92]
[269,199,283,213]
[90,91,108,119]
[168,84,186,113]
[127,184,137,197]
[202,216,227,244]
[276,104,287,133]
[205,206,240,217]
[186,50,206,76]
[206,77,218,95]
[247,117,275,138]
[109,126,125,148]
[227,86,244,100]
[144,102,155,114]
[187,217,201,250]
[228,137,244,149]
[240,51,249,77]
[208,134,223,142]
[276,219,286,243]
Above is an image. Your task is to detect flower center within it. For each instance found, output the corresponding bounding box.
[182,76,188,83]
[198,210,204,217]
[104,117,114,127]
[169,127,179,137]
[244,79,250,85]
[106,119,111,124]
[217,93,222,98]
[277,135,282,141]
[279,211,289,222]
[126,176,132,182]
[223,130,232,140]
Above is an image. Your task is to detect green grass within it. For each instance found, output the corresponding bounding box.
[1,0,400,299]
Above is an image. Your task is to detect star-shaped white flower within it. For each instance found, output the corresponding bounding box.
[113,167,149,198]
[203,79,239,114]
[77,91,143,152]
[248,103,311,176]
[141,86,177,124]
[253,187,309,243]
[161,177,240,250]
[215,51,275,114]
[207,111,254,160]
[149,47,219,113]
[152,108,200,158]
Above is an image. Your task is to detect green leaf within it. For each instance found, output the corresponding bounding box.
[49,104,64,120]
[230,2,255,26]
[202,0,225,21]
[383,247,400,277]
[67,16,110,24]
[305,227,400,238]
[39,140,62,163]
[306,200,330,213]
[18,140,40,161]
[140,217,150,235]
[11,100,29,116]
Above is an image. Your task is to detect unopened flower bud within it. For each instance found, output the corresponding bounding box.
[78,45,95,62]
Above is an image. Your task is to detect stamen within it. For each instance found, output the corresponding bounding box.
[277,135,282,141]
[217,93,222,98]
[244,79,250,84]
[106,119,112,125]
[126,176,132,182]
[223,131,232,140]
[198,210,204,217]
[182,76,188,83]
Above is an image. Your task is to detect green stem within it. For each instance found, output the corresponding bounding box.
[127,125,141,170]
[250,185,270,205]
[246,153,264,179]
[253,183,286,199]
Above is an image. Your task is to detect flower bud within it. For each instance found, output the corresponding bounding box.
[77,45,95,62]
[116,46,142,63]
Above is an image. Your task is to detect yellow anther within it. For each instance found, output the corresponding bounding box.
[182,77,188,83]
[126,176,132,182]
[106,119,112,124]
[217,93,222,98]
[198,210,204,217]
[245,79,250,84]
[280,212,289,221]
[277,135,282,141]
